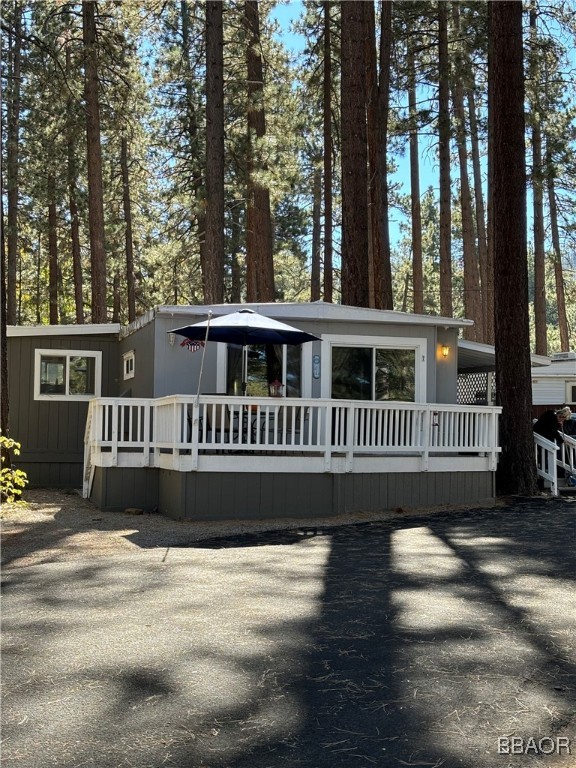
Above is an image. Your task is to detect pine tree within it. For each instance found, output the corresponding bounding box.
[340,0,369,307]
[204,0,225,304]
[82,0,107,322]
[489,0,537,496]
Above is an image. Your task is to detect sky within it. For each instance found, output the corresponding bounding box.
[268,0,441,248]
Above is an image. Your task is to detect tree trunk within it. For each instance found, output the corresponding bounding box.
[340,0,369,307]
[244,0,275,302]
[485,190,495,345]
[322,1,333,303]
[1,166,9,437]
[68,144,84,324]
[376,0,393,309]
[408,41,423,315]
[530,9,547,356]
[310,166,322,302]
[6,2,22,326]
[489,0,537,496]
[180,1,207,300]
[48,178,59,325]
[467,86,490,341]
[532,120,547,355]
[229,202,243,303]
[65,40,84,324]
[365,1,378,308]
[546,158,570,351]
[82,0,107,323]
[204,0,225,304]
[452,5,483,341]
[112,272,121,323]
[365,0,392,310]
[438,1,452,318]
[36,238,42,325]
[120,136,136,323]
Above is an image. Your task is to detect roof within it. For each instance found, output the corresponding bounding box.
[458,339,550,373]
[531,356,576,377]
[147,301,473,330]
[7,323,121,337]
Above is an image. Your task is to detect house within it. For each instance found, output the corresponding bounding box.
[6,302,544,520]
[531,352,576,418]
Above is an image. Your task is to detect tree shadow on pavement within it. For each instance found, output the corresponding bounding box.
[2,498,575,768]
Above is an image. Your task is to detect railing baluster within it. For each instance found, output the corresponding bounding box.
[84,396,504,480]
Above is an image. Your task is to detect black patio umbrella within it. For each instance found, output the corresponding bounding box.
[169,308,320,395]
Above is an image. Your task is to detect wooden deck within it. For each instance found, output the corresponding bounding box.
[83,396,503,519]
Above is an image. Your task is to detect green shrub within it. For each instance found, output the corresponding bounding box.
[1,435,29,504]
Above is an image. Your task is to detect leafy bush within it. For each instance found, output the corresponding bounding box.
[1,435,29,504]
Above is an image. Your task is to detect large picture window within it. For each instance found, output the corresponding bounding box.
[332,346,417,402]
[34,349,102,401]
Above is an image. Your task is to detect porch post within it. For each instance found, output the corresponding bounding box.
[323,402,332,472]
[191,398,200,470]
[345,403,354,472]
[111,402,118,466]
[143,404,151,467]
[489,409,498,471]
[172,401,180,471]
[421,406,430,471]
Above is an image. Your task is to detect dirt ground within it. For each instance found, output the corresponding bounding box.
[1,488,502,569]
[1,489,199,567]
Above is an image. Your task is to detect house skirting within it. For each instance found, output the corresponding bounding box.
[90,466,495,521]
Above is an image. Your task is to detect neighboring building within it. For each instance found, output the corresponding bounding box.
[531,352,576,418]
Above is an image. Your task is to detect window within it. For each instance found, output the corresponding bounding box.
[123,350,135,380]
[226,344,302,397]
[331,345,419,402]
[566,381,576,405]
[35,349,102,401]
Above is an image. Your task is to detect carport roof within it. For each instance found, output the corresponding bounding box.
[458,339,550,373]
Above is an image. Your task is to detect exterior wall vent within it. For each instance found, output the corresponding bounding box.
[551,352,576,361]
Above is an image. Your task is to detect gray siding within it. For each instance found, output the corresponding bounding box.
[118,321,155,398]
[121,312,460,404]
[155,316,221,396]
[7,334,119,488]
[91,466,159,512]
[93,468,495,521]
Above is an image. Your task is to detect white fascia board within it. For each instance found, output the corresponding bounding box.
[8,323,121,337]
[459,339,551,369]
[154,302,472,329]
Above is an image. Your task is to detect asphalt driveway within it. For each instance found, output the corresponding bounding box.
[2,497,575,768]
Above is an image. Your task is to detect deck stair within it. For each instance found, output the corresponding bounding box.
[557,478,576,496]
[83,402,95,499]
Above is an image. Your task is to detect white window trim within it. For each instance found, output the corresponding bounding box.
[566,380,576,405]
[216,342,314,397]
[320,334,427,402]
[123,350,135,380]
[34,348,102,401]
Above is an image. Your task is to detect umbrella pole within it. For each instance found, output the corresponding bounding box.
[242,345,247,396]
[196,311,212,399]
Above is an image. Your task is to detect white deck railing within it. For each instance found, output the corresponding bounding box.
[534,432,576,496]
[83,395,502,496]
[559,433,576,478]
[534,433,559,496]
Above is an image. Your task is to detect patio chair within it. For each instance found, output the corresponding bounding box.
[260,404,308,449]
[204,403,238,447]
